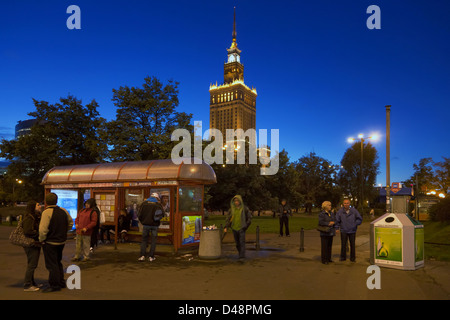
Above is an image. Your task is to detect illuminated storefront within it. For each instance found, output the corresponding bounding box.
[41,159,216,252]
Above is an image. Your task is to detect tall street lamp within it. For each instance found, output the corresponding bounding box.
[347,133,379,214]
[12,179,23,204]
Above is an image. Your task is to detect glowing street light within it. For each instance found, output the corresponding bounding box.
[12,179,23,203]
[347,133,380,144]
[346,133,380,213]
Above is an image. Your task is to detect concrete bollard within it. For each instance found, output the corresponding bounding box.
[299,227,304,252]
[256,225,261,250]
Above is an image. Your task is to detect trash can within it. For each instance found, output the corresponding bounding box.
[370,213,424,270]
[198,229,222,259]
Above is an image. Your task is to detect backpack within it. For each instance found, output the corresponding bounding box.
[153,208,164,222]
[90,207,101,227]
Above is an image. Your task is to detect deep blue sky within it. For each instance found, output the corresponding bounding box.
[1,0,449,186]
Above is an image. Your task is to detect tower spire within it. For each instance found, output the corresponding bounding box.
[231,7,237,48]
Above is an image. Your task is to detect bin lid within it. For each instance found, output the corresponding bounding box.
[371,213,423,228]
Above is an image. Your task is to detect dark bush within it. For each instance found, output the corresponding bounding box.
[429,197,450,222]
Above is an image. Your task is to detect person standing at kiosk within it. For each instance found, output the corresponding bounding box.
[138,193,163,262]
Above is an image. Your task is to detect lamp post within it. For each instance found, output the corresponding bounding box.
[347,134,379,214]
[12,179,23,204]
[386,105,391,213]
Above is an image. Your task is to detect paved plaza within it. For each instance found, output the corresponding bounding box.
[1,223,449,300]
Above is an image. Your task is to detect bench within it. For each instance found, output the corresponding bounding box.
[126,229,174,244]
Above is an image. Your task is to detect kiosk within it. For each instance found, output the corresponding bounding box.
[370,213,424,270]
[41,159,216,252]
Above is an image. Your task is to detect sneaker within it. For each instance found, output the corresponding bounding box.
[24,286,40,292]
[148,256,156,262]
[41,287,61,293]
[138,256,146,262]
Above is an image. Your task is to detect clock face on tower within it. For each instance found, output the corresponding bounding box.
[228,53,240,63]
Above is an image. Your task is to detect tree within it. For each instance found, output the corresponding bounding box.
[404,157,437,195]
[207,161,276,215]
[337,142,379,209]
[0,95,106,200]
[429,197,450,222]
[294,152,340,211]
[265,150,303,211]
[105,76,193,161]
[434,157,450,193]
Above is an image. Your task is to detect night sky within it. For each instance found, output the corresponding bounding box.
[1,0,449,186]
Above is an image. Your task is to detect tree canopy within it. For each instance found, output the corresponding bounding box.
[104,76,193,161]
[0,95,106,200]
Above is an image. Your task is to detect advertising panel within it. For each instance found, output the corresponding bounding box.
[415,227,425,264]
[181,215,202,245]
[375,227,403,266]
[51,189,78,230]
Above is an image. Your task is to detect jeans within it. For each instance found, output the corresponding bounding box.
[43,243,65,289]
[340,232,356,261]
[140,225,158,258]
[75,235,91,259]
[232,229,246,259]
[23,246,41,288]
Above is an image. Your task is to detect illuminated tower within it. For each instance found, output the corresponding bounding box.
[209,8,257,139]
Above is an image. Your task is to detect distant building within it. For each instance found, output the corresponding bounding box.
[15,119,37,139]
[377,185,413,214]
[209,8,257,139]
[0,161,10,176]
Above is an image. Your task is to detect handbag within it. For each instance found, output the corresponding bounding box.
[316,225,331,233]
[9,220,36,247]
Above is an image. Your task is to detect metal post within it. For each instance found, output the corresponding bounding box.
[415,175,419,220]
[386,105,391,213]
[299,228,304,252]
[360,138,364,215]
[256,225,260,250]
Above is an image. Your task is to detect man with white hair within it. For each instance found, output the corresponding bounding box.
[137,193,163,262]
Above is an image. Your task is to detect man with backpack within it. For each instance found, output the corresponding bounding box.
[137,193,164,262]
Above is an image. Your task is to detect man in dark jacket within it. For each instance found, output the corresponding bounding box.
[39,192,74,292]
[277,199,292,237]
[336,199,363,262]
[138,193,163,262]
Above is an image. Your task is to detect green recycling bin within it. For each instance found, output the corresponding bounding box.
[370,213,424,270]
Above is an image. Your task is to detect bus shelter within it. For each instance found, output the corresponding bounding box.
[41,159,216,252]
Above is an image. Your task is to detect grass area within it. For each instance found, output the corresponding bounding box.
[423,221,450,261]
[0,206,26,226]
[205,213,319,233]
[0,206,26,217]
